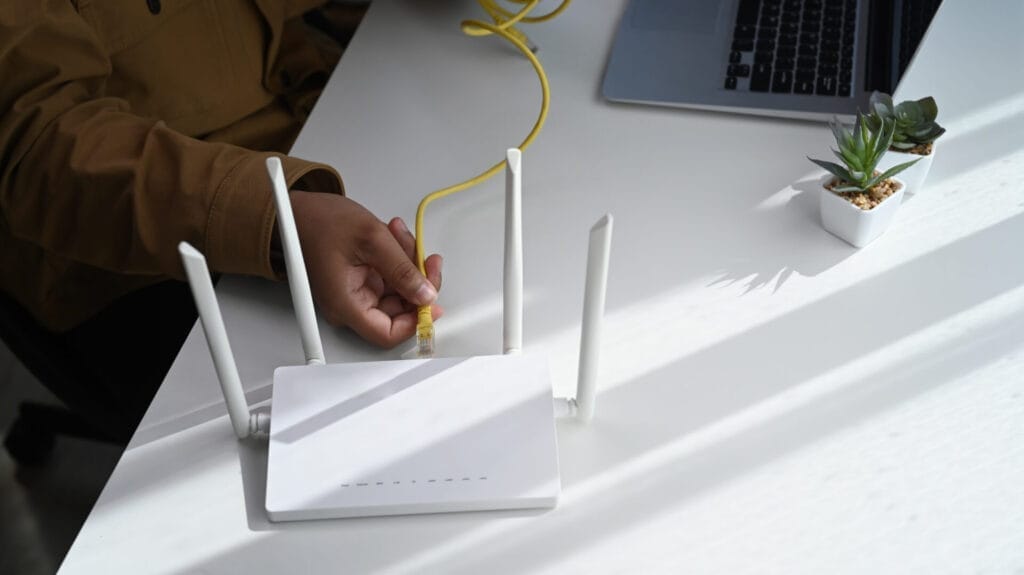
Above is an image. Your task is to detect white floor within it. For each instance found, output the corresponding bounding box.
[0,341,122,575]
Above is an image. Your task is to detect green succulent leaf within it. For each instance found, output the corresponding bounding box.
[860,174,886,191]
[835,147,862,171]
[853,118,868,156]
[876,158,920,182]
[829,120,851,148]
[869,91,894,118]
[830,183,865,193]
[808,158,854,184]
[917,96,939,121]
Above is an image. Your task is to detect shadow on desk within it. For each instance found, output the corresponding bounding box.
[708,175,852,293]
[411,211,1024,574]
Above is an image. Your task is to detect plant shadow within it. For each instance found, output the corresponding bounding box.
[708,176,853,293]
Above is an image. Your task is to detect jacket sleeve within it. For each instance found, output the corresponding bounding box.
[0,1,343,281]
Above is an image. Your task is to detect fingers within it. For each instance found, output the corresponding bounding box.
[388,217,416,260]
[385,217,443,295]
[335,271,446,348]
[346,300,446,349]
[365,269,385,299]
[358,221,437,306]
[425,253,442,291]
[377,294,409,318]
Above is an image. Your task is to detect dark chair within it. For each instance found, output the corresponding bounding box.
[0,282,196,465]
[0,292,128,465]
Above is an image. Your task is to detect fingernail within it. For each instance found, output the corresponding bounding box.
[416,281,437,304]
[396,218,410,234]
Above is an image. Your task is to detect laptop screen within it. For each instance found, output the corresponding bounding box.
[865,0,943,93]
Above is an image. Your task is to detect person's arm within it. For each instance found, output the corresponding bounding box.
[0,1,337,281]
[0,2,442,347]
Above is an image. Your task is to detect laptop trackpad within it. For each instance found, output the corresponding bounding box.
[631,0,724,33]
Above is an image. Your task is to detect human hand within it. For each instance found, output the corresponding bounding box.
[289,191,443,348]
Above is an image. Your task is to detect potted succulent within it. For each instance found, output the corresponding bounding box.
[866,92,946,195]
[809,114,918,248]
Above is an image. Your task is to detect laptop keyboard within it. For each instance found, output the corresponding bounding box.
[725,0,856,96]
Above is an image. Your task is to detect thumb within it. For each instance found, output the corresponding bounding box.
[362,228,438,306]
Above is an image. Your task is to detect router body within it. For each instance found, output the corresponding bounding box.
[180,150,611,522]
[266,355,559,520]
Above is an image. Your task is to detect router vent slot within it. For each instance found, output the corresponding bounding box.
[341,477,488,488]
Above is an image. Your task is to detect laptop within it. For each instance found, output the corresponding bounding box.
[602,0,943,121]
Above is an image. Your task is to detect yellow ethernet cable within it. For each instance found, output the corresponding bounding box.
[414,0,571,357]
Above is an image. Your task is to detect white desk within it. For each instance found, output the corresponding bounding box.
[60,1,1024,573]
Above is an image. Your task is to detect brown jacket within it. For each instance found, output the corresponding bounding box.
[0,0,348,331]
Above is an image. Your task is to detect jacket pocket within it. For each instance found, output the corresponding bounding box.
[77,0,272,136]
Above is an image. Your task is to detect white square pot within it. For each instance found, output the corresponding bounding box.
[819,176,905,248]
[875,142,936,195]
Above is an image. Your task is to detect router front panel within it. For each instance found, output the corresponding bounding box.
[266,355,561,521]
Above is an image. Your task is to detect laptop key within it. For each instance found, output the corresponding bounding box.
[838,83,851,97]
[796,69,815,82]
[736,0,761,25]
[732,38,755,51]
[794,80,815,94]
[816,75,837,95]
[734,24,756,39]
[729,50,743,63]
[775,56,795,70]
[756,38,776,52]
[772,69,794,92]
[751,63,772,91]
[728,64,751,77]
[779,33,798,46]
[725,76,738,90]
[777,45,797,59]
[755,51,774,64]
[798,43,817,56]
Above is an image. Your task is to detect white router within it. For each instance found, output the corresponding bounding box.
[178,150,612,521]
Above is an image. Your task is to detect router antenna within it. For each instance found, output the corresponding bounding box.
[266,157,326,366]
[504,148,523,355]
[179,242,266,438]
[574,214,614,423]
